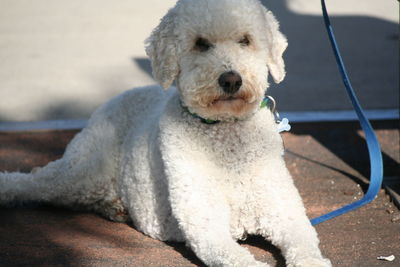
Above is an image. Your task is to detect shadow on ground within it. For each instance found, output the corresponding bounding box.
[289,121,399,196]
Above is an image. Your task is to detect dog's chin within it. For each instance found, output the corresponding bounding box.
[191,96,259,122]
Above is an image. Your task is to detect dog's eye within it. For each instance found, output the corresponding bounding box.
[238,36,250,46]
[194,38,212,52]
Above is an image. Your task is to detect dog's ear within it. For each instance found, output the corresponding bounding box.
[263,10,288,84]
[145,9,179,89]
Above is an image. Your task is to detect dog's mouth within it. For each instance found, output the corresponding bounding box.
[187,88,261,121]
[211,96,246,106]
[207,95,256,117]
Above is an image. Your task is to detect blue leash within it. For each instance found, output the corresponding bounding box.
[310,0,384,225]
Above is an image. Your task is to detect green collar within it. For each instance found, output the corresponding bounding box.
[183,96,276,124]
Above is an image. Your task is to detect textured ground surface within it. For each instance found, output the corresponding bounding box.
[0,121,399,267]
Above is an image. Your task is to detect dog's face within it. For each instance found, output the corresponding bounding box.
[146,0,287,121]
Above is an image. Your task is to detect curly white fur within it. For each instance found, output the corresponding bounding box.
[0,0,331,266]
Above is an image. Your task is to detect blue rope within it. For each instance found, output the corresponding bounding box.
[310,0,384,225]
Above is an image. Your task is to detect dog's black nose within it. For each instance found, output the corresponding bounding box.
[218,71,242,94]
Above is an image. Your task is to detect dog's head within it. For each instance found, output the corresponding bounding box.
[146,0,287,121]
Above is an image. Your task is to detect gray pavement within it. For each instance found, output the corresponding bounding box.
[0,0,398,122]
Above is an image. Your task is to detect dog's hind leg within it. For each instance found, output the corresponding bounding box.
[0,158,71,206]
[0,116,123,219]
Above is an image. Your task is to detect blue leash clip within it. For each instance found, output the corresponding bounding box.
[310,0,384,225]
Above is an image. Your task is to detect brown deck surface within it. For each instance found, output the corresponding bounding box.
[0,121,399,267]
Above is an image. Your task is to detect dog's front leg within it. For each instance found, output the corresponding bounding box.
[259,216,331,267]
[254,165,331,267]
[165,161,269,267]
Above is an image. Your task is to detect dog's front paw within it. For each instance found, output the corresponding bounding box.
[232,258,270,267]
[288,257,331,267]
[252,261,270,267]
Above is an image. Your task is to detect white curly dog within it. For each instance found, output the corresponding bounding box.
[0,0,331,266]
